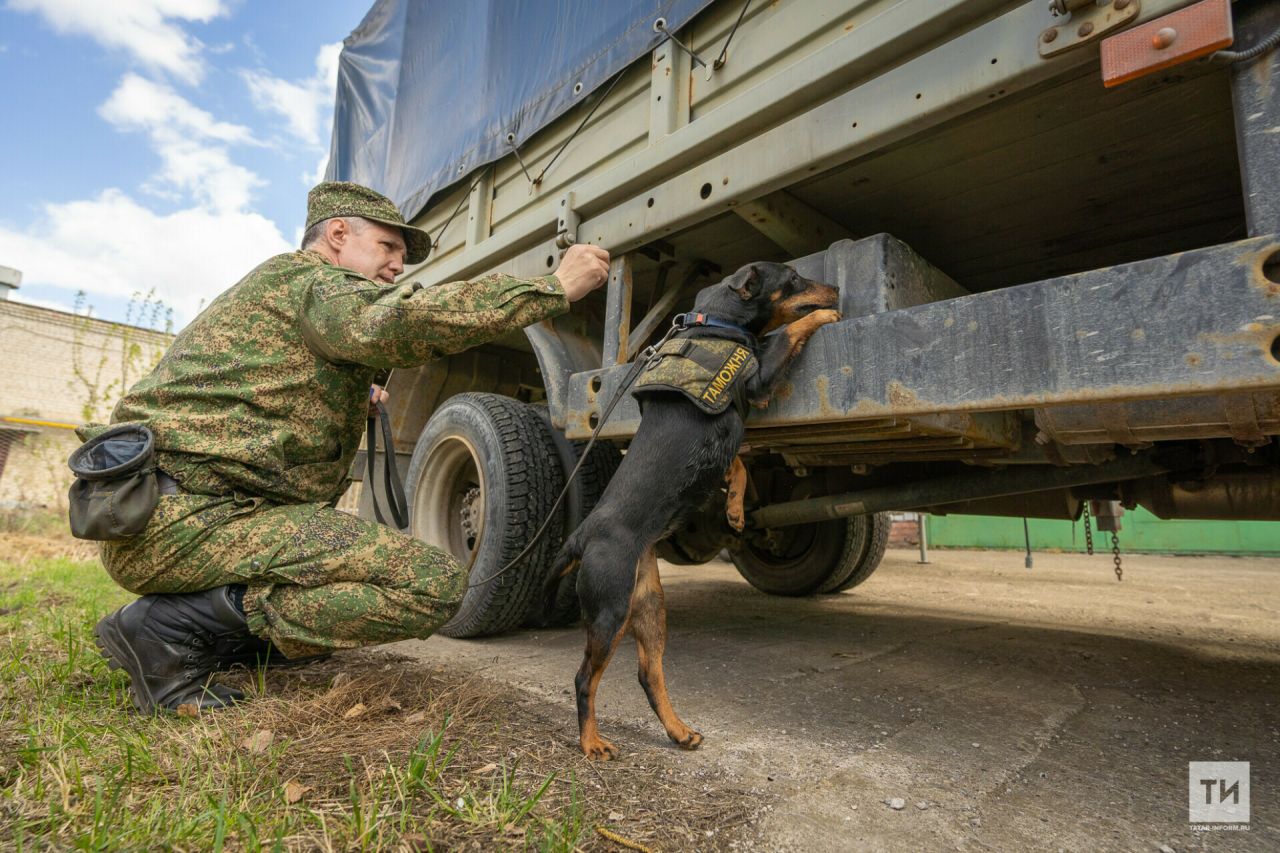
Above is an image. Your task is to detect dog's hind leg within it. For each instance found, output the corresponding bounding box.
[725,455,747,532]
[575,626,626,761]
[574,541,637,761]
[629,544,703,750]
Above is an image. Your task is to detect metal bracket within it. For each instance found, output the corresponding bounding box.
[556,191,580,252]
[1039,0,1140,57]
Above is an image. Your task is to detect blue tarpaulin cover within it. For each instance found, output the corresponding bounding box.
[326,0,714,222]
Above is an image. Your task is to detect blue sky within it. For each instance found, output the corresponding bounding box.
[0,0,371,328]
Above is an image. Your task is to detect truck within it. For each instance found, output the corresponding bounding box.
[329,0,1280,637]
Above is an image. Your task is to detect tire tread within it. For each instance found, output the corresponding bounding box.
[422,394,565,638]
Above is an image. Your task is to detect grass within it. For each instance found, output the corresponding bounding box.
[0,514,757,852]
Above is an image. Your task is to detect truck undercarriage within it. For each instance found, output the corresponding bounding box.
[345,0,1280,634]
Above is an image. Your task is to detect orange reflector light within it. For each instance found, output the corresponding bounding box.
[1101,0,1234,87]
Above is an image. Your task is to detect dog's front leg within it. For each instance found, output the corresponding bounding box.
[747,309,842,407]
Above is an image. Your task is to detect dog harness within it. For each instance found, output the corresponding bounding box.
[632,337,758,419]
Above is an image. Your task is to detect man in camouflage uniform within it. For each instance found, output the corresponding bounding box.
[88,182,609,713]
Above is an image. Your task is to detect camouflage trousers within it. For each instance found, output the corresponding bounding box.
[99,491,465,658]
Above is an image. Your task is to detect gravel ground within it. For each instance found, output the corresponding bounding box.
[395,548,1280,853]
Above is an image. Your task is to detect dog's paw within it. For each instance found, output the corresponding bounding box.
[726,506,745,533]
[582,738,619,761]
[674,730,704,751]
[811,309,842,325]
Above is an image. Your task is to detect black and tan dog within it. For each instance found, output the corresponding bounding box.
[544,261,841,760]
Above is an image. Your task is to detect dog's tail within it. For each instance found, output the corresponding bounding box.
[541,531,584,622]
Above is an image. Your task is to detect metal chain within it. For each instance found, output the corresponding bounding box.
[1111,530,1123,582]
[1082,501,1094,556]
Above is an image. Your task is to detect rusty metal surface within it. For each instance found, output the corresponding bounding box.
[925,488,1082,521]
[769,410,1022,466]
[750,450,1182,528]
[1128,470,1280,520]
[566,235,1280,441]
[1035,392,1280,446]
[1230,0,1280,239]
[1042,0,1143,59]
[732,190,853,258]
[743,411,1020,451]
[525,312,602,431]
[602,254,634,368]
[386,349,534,454]
[788,234,970,323]
[1100,0,1231,87]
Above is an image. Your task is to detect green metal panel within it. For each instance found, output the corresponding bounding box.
[926,509,1280,557]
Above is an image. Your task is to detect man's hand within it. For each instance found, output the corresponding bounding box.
[553,243,610,302]
[369,384,389,418]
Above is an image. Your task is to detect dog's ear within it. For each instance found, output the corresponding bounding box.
[724,265,760,300]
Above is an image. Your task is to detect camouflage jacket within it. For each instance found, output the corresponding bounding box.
[79,251,567,505]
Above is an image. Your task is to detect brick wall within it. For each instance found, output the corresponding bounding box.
[888,512,921,547]
[0,301,172,510]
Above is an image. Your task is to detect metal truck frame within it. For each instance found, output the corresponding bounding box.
[354,0,1280,631]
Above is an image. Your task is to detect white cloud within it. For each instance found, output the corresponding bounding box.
[7,0,228,84]
[4,4,333,328]
[0,189,292,323]
[242,42,342,146]
[101,73,255,144]
[242,42,342,184]
[99,73,263,213]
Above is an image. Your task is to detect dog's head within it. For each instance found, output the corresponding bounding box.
[694,262,840,336]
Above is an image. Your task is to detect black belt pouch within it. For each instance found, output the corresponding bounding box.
[67,424,160,541]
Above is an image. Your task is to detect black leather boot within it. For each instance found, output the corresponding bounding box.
[94,586,250,714]
[213,634,332,671]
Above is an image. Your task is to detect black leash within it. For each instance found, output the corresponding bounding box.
[367,399,410,531]
[363,314,724,589]
[465,318,691,589]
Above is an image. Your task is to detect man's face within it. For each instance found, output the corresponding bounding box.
[329,218,407,283]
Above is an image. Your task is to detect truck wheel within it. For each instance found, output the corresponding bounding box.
[732,513,887,597]
[524,411,622,628]
[816,512,891,593]
[405,394,565,638]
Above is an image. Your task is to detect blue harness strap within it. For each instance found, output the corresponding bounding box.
[674,312,753,336]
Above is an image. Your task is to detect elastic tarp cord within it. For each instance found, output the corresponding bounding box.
[427,168,489,259]
[507,136,536,186]
[532,69,626,188]
[714,0,752,70]
[1214,26,1280,62]
[655,19,708,69]
[510,0,752,190]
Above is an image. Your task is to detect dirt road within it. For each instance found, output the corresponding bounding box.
[396,549,1279,852]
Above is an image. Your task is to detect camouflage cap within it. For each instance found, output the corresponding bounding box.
[306,181,432,265]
